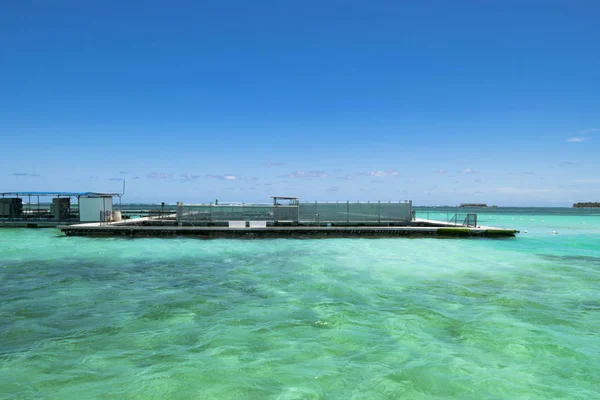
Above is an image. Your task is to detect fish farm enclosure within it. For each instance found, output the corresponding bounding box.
[177,200,414,225]
[1,193,517,237]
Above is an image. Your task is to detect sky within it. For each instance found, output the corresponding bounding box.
[1,0,599,206]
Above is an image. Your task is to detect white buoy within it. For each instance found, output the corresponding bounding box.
[552,230,558,235]
[524,230,528,234]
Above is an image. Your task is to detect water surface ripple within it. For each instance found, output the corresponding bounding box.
[1,211,599,399]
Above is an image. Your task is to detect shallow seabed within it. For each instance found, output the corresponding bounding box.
[1,211,599,399]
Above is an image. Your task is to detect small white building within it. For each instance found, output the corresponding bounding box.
[79,195,114,222]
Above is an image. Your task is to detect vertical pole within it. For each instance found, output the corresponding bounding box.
[378,200,381,223]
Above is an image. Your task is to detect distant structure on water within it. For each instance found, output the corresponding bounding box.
[573,202,600,208]
[0,191,122,227]
[459,203,488,208]
[1,192,518,237]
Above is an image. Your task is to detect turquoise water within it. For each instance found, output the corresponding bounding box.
[1,210,599,399]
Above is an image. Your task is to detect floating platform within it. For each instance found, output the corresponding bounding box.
[1,220,73,228]
[58,218,518,238]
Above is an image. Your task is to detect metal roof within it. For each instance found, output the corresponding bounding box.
[1,192,121,197]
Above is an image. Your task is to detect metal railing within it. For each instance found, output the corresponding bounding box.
[177,204,300,224]
[299,201,412,223]
[175,201,413,225]
[0,206,81,223]
[415,211,478,227]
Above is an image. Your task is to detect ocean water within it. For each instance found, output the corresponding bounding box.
[1,209,599,399]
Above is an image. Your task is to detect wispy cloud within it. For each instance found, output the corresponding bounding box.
[180,174,201,182]
[575,178,600,183]
[13,173,40,177]
[244,176,259,181]
[281,170,328,178]
[460,168,477,174]
[370,169,398,177]
[338,172,369,180]
[109,178,123,181]
[119,171,128,175]
[132,176,141,180]
[565,128,598,142]
[559,161,576,167]
[435,169,447,174]
[148,172,172,179]
[262,161,286,167]
[205,174,239,180]
[495,187,552,194]
[576,128,599,135]
[326,186,340,192]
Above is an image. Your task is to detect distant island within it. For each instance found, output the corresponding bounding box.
[573,202,600,208]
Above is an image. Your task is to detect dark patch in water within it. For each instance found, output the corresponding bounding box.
[577,300,600,311]
[539,254,600,264]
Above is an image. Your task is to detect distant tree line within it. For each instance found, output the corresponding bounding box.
[573,202,600,208]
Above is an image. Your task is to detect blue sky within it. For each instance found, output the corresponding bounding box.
[1,1,599,206]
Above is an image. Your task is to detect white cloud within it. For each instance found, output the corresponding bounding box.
[575,179,600,183]
[460,168,477,174]
[435,169,446,174]
[205,174,239,180]
[181,174,201,180]
[180,174,201,182]
[282,170,328,178]
[565,128,598,142]
[148,173,172,179]
[370,169,398,177]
